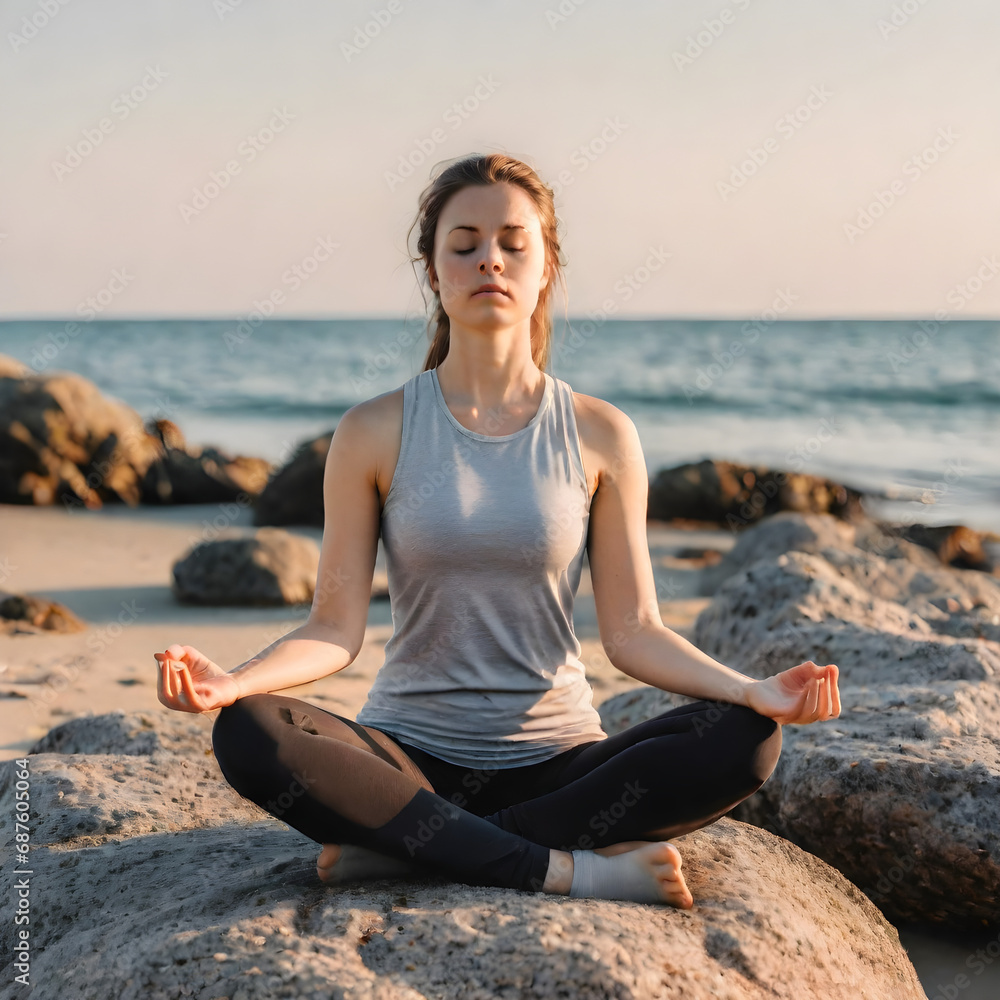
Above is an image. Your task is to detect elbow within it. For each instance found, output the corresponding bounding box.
[601,620,665,676]
[307,617,363,664]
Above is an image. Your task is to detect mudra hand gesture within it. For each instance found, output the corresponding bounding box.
[154,643,241,714]
[745,661,841,725]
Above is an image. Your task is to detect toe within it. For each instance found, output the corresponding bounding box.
[316,843,342,881]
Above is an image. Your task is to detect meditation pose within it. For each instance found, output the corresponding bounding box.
[155,152,841,906]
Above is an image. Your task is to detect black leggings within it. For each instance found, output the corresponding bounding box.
[211,693,781,894]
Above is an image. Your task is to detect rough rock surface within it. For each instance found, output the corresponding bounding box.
[647,459,864,527]
[253,431,333,527]
[0,712,924,1000]
[605,512,1000,929]
[171,528,320,606]
[0,358,162,507]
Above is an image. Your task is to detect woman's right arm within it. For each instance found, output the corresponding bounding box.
[157,401,385,710]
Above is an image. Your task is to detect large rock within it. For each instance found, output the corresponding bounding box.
[140,418,274,505]
[171,528,320,605]
[605,512,1000,929]
[0,359,273,508]
[647,459,864,528]
[0,358,162,507]
[0,711,925,1000]
[253,431,333,527]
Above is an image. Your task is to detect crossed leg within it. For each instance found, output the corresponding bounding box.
[211,693,781,905]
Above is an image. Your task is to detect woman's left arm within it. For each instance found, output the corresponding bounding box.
[583,400,841,726]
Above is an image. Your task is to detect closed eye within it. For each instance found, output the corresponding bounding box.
[455,247,523,255]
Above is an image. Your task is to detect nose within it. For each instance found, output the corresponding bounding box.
[479,243,504,274]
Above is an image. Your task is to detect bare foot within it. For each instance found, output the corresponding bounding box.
[316,843,342,883]
[543,841,693,908]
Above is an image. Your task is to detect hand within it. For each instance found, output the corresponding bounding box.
[154,643,241,714]
[744,661,841,725]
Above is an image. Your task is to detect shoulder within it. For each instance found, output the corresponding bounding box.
[339,384,405,440]
[570,390,643,477]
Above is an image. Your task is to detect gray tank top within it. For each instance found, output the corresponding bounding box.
[355,365,608,767]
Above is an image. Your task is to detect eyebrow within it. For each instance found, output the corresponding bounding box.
[448,224,528,234]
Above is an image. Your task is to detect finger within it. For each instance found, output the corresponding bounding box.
[179,666,203,712]
[164,644,189,665]
[162,660,177,700]
[821,673,833,719]
[805,677,821,722]
[829,664,841,716]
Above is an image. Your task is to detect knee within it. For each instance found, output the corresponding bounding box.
[711,704,781,793]
[736,706,782,787]
[211,695,275,778]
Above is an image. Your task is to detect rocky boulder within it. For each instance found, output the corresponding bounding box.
[0,710,925,999]
[253,431,333,527]
[140,419,274,505]
[0,357,162,507]
[605,512,1000,929]
[171,528,320,606]
[647,459,864,528]
[0,358,273,508]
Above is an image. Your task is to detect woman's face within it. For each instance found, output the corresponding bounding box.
[429,181,549,333]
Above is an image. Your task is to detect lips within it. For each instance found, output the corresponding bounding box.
[473,284,508,296]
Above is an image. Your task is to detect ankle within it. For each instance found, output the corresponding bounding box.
[542,849,574,894]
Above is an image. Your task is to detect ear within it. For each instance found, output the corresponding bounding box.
[427,262,439,294]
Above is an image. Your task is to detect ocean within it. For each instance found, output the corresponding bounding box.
[2,317,998,532]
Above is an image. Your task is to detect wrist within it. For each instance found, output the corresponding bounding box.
[736,676,756,708]
[228,661,259,700]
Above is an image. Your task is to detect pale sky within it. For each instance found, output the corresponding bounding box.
[2,0,998,319]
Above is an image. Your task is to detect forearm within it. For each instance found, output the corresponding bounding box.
[610,624,753,705]
[228,620,356,698]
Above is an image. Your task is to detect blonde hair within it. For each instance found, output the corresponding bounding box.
[408,153,566,373]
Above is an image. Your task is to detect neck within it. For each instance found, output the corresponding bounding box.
[435,318,543,411]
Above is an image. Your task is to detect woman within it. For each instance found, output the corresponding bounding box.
[155,152,840,907]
